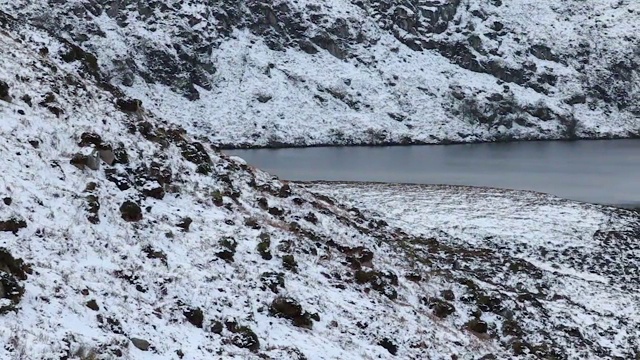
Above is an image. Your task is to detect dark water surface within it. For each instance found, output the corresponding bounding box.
[225,140,640,207]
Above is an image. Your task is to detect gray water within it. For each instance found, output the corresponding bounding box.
[225,140,640,207]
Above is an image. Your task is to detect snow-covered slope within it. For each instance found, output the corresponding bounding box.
[1,0,639,147]
[307,182,640,359]
[1,6,640,360]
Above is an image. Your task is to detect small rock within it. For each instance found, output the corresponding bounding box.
[99,149,116,165]
[466,318,488,334]
[183,307,204,328]
[303,212,318,224]
[378,338,398,356]
[260,272,285,293]
[442,289,455,301]
[21,94,32,107]
[78,132,103,147]
[429,298,456,318]
[256,94,272,103]
[141,181,165,200]
[86,299,100,311]
[0,80,10,102]
[0,218,27,234]
[130,338,150,351]
[116,98,142,112]
[268,207,284,216]
[269,296,314,329]
[176,217,193,232]
[230,326,260,352]
[210,321,224,334]
[278,184,292,198]
[120,201,142,222]
[2,197,11,206]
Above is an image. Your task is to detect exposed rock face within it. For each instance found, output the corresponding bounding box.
[1,1,637,147]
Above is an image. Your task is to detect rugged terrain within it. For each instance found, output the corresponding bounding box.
[1,0,639,147]
[1,4,640,360]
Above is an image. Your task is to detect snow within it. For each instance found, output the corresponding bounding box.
[0,2,639,359]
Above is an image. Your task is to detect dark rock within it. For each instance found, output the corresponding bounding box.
[303,212,318,224]
[78,132,103,147]
[141,181,165,200]
[230,326,260,352]
[0,80,10,101]
[0,248,28,314]
[268,206,284,216]
[257,94,272,103]
[278,184,292,198]
[442,289,455,301]
[257,197,269,210]
[120,201,142,222]
[216,250,235,262]
[21,95,32,107]
[269,296,314,328]
[177,217,193,232]
[210,321,224,334]
[104,168,132,191]
[466,318,488,333]
[428,298,456,318]
[2,197,11,206]
[565,93,587,105]
[116,98,142,112]
[142,245,168,266]
[70,153,100,171]
[183,307,204,328]
[86,194,100,224]
[529,44,560,62]
[0,218,27,234]
[354,270,398,300]
[86,299,100,311]
[378,338,398,356]
[491,21,504,32]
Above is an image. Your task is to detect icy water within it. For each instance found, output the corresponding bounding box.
[225,140,640,207]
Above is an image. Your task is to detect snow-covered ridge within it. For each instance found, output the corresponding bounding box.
[1,0,638,147]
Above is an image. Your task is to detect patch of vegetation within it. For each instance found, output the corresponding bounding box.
[217,237,237,263]
[269,296,316,329]
[257,233,272,260]
[282,254,297,272]
[354,270,398,300]
[260,272,285,293]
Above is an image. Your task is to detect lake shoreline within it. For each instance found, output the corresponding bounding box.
[217,133,640,150]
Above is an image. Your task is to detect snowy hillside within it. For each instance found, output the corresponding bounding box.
[1,0,638,147]
[2,8,640,360]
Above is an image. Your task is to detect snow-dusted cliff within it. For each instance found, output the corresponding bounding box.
[1,0,638,147]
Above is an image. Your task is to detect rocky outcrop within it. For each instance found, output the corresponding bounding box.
[2,0,638,146]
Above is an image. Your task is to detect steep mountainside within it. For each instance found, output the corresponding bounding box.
[2,8,640,360]
[1,0,638,147]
